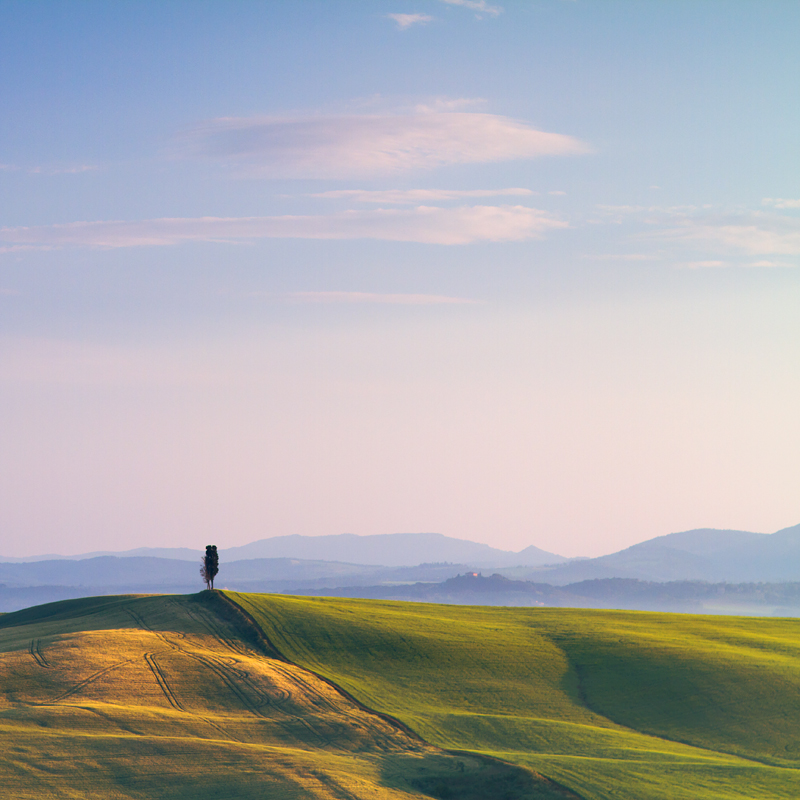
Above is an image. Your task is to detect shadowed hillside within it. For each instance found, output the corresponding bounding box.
[0,592,574,800]
[233,592,800,800]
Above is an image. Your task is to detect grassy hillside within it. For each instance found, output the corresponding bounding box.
[230,593,800,800]
[0,592,573,799]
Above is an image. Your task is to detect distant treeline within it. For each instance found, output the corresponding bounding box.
[312,573,800,614]
[5,572,800,615]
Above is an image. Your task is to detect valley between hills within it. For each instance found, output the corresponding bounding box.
[3,590,800,799]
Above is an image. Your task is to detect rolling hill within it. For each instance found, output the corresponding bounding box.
[233,592,800,800]
[0,592,574,800]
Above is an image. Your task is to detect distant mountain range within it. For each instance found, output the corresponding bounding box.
[0,532,568,568]
[2,524,800,614]
[0,556,468,594]
[521,523,800,585]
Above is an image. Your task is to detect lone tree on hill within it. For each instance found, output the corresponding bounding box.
[200,545,219,590]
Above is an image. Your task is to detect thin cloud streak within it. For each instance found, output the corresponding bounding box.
[387,13,434,30]
[29,164,99,175]
[763,198,800,210]
[652,214,800,257]
[185,110,590,178]
[439,0,502,16]
[682,260,727,269]
[311,188,534,204]
[0,206,566,248]
[277,291,477,305]
[0,244,56,254]
[597,205,800,264]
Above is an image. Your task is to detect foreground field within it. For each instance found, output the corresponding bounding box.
[0,593,573,799]
[232,593,800,800]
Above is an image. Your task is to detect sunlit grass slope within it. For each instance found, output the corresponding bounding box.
[0,593,574,800]
[230,593,800,800]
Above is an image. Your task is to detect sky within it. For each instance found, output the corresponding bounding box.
[1,0,799,559]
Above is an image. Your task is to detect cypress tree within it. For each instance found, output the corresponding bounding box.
[200,545,219,590]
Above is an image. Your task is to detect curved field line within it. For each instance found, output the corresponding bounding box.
[130,602,272,713]
[182,652,263,716]
[127,607,185,643]
[51,659,135,702]
[183,604,250,656]
[126,608,152,631]
[186,653,334,747]
[200,715,242,743]
[29,639,51,668]
[182,650,337,747]
[144,652,184,711]
[219,593,427,745]
[127,607,187,652]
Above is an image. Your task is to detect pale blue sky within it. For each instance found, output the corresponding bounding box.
[1,1,799,557]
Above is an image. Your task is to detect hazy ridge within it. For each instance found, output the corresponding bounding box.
[3,525,800,613]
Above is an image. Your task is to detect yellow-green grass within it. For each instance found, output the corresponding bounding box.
[0,593,572,799]
[229,593,800,800]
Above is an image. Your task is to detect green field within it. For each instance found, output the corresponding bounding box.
[5,591,800,799]
[0,592,573,799]
[231,593,800,800]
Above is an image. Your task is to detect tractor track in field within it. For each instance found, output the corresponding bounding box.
[183,651,265,716]
[51,658,136,702]
[183,603,252,656]
[144,652,184,711]
[126,603,271,711]
[128,605,275,709]
[127,596,338,747]
[127,607,191,654]
[123,604,254,744]
[215,592,431,747]
[185,649,332,746]
[200,715,242,743]
[126,607,186,640]
[29,639,51,668]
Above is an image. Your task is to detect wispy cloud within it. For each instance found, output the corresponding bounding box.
[310,188,534,204]
[682,260,728,269]
[652,214,800,257]
[0,164,100,175]
[413,97,486,112]
[748,259,794,268]
[0,244,56,254]
[0,206,565,248]
[29,164,99,175]
[184,110,590,179]
[439,0,502,17]
[387,13,434,30]
[678,258,791,269]
[591,204,800,267]
[276,291,477,305]
[0,163,98,175]
[587,253,658,262]
[763,198,800,210]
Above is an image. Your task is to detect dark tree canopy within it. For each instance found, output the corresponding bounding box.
[200,545,219,590]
